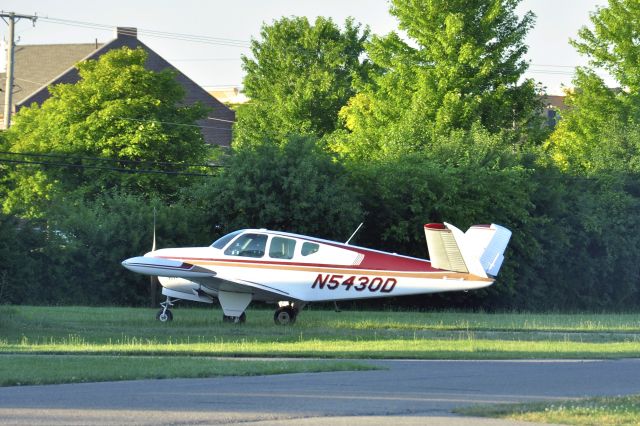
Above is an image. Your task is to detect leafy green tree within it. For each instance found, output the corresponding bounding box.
[540,0,640,310]
[548,0,640,173]
[234,16,370,148]
[13,191,209,306]
[2,47,209,218]
[331,0,543,160]
[187,135,362,241]
[346,126,538,309]
[0,213,45,304]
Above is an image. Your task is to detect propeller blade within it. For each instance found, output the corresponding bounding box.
[152,207,157,252]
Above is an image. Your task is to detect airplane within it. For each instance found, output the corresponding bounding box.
[121,222,511,325]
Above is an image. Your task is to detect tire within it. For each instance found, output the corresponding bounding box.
[274,307,296,325]
[156,309,173,322]
[223,312,247,324]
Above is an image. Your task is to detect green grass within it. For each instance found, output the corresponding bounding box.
[1,305,640,386]
[0,354,375,387]
[1,305,639,359]
[456,394,640,426]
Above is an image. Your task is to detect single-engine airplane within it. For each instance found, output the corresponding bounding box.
[122,222,511,325]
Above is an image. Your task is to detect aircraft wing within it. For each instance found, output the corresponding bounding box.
[122,256,294,302]
[194,275,293,301]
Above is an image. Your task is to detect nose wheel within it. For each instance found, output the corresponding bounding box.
[156,296,175,322]
[156,309,173,322]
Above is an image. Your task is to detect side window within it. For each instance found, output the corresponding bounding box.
[269,237,296,260]
[224,233,267,258]
[301,242,320,256]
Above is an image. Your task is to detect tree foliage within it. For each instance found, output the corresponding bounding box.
[187,135,362,241]
[331,0,543,160]
[0,192,209,306]
[234,16,370,147]
[548,0,640,174]
[2,47,209,217]
[2,4,640,312]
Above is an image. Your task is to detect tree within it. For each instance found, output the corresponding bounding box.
[547,0,640,174]
[331,0,543,160]
[2,47,209,218]
[234,16,370,148]
[187,135,362,241]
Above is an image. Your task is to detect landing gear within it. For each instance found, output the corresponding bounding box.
[156,309,173,322]
[274,306,296,325]
[222,312,246,324]
[273,301,306,325]
[156,296,175,322]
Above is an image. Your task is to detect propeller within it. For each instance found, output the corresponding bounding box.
[152,207,157,252]
[150,207,159,306]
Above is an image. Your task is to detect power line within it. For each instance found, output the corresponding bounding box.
[37,16,251,48]
[0,150,223,169]
[114,116,233,131]
[168,57,242,62]
[0,156,222,176]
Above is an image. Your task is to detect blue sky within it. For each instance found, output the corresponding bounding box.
[1,0,609,94]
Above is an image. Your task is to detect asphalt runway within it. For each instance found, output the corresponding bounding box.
[1,359,639,425]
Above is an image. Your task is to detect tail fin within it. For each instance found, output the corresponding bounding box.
[424,223,512,278]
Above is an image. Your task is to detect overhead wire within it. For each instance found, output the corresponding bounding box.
[0,150,225,177]
[114,117,234,131]
[37,16,251,48]
[0,157,219,176]
[0,150,223,169]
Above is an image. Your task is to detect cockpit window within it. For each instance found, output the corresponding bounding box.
[211,230,243,249]
[224,233,267,258]
[269,237,296,260]
[301,242,320,256]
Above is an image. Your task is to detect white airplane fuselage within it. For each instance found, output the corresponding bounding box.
[122,224,510,324]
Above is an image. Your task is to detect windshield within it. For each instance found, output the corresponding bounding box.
[210,230,243,249]
[224,233,267,258]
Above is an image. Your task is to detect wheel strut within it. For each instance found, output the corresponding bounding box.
[156,296,175,322]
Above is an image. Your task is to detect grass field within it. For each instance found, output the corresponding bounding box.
[2,305,640,359]
[1,305,640,388]
[0,354,374,386]
[3,305,639,424]
[456,394,640,426]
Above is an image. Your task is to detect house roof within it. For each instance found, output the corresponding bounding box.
[542,95,568,111]
[0,27,234,147]
[0,43,104,112]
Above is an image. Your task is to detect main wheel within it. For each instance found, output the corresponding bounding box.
[222,312,247,324]
[156,309,173,322]
[274,307,296,325]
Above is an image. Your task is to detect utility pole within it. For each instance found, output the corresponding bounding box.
[1,11,37,129]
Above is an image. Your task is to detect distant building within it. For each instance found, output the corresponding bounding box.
[207,86,249,105]
[0,27,234,147]
[541,94,568,127]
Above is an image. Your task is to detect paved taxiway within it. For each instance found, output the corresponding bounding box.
[1,359,639,425]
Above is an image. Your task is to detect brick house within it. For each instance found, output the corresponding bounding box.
[0,27,234,146]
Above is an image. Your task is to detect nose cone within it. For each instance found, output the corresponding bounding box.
[121,257,138,271]
[121,256,154,274]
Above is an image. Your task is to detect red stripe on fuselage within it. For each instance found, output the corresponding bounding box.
[156,249,437,272]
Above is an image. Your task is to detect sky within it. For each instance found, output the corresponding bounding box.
[1,0,610,95]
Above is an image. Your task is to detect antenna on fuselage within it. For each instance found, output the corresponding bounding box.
[345,222,364,245]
